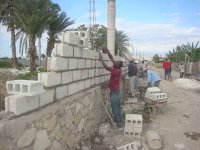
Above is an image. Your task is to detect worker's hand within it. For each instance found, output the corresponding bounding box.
[102,45,108,53]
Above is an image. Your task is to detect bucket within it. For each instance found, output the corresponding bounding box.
[145,131,162,150]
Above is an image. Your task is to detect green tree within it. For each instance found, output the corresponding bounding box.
[0,0,17,68]
[46,12,74,57]
[11,0,57,71]
[115,30,129,58]
[152,54,160,63]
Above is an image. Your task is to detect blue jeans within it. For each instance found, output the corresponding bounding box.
[110,91,122,124]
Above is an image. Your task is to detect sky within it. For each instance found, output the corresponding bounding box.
[0,0,200,58]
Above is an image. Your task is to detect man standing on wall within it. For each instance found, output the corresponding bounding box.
[99,46,123,127]
[128,59,138,98]
[162,59,171,80]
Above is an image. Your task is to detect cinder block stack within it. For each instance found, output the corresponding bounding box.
[145,87,167,102]
[124,114,143,138]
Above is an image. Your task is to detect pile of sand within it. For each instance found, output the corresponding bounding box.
[173,78,200,89]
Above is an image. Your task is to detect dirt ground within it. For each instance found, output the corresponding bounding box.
[77,67,200,150]
[147,68,200,150]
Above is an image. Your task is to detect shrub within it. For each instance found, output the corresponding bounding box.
[16,71,38,80]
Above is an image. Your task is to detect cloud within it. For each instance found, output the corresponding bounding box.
[116,18,200,56]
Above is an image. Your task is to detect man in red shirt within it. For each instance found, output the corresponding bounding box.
[99,46,123,127]
[162,59,171,80]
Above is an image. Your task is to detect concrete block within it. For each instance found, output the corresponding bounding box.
[124,126,142,138]
[117,141,141,150]
[81,70,88,79]
[38,72,61,87]
[84,79,91,89]
[72,70,81,81]
[50,57,68,71]
[86,59,92,68]
[125,98,137,105]
[78,81,85,91]
[77,59,86,69]
[56,85,68,100]
[6,80,44,96]
[61,31,79,45]
[39,89,54,107]
[68,82,79,96]
[99,122,110,135]
[74,46,82,57]
[62,71,73,84]
[89,69,95,78]
[91,60,96,68]
[95,77,101,85]
[96,60,103,67]
[125,114,143,128]
[148,93,167,102]
[145,87,161,96]
[68,58,78,70]
[55,43,73,57]
[82,48,91,58]
[5,95,39,115]
[91,78,95,86]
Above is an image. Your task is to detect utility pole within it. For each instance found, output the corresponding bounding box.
[107,0,116,55]
[89,0,96,50]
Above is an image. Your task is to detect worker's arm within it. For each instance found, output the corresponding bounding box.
[99,53,112,72]
[102,46,115,64]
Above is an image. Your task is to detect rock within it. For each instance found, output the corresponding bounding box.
[33,130,51,150]
[17,128,37,148]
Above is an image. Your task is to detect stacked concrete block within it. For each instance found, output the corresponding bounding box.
[145,87,161,96]
[68,58,78,70]
[117,141,141,150]
[99,122,110,135]
[38,72,61,87]
[49,57,68,71]
[61,71,73,84]
[148,93,167,102]
[77,59,86,69]
[56,85,68,100]
[55,43,73,57]
[5,95,39,115]
[124,114,143,138]
[72,70,82,81]
[145,87,168,102]
[39,89,54,107]
[6,80,44,96]
[74,46,82,57]
[61,31,79,45]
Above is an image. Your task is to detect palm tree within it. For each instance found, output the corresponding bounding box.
[10,0,57,71]
[107,0,116,55]
[115,30,129,58]
[0,0,17,68]
[46,12,74,57]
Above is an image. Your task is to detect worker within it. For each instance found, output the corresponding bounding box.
[144,67,161,87]
[99,46,123,127]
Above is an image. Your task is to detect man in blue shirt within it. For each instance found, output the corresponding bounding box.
[128,59,138,97]
[144,67,161,87]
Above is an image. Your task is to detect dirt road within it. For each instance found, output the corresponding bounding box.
[146,68,200,150]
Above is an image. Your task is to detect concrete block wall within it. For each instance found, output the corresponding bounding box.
[39,31,127,102]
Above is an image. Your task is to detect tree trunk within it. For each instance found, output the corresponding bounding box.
[29,34,36,72]
[107,0,116,55]
[10,22,17,68]
[38,35,42,67]
[46,34,55,57]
